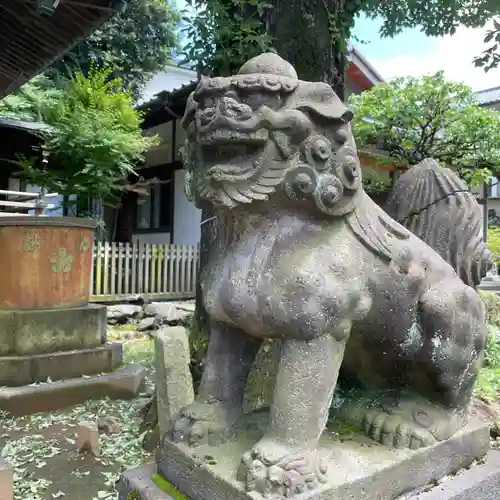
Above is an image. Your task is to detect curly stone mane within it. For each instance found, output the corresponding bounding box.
[384,159,493,287]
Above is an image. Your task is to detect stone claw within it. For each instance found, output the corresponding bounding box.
[171,400,239,447]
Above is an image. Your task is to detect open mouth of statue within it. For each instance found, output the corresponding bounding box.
[201,139,266,182]
[197,127,269,146]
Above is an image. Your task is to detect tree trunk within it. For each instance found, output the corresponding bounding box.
[266,0,347,99]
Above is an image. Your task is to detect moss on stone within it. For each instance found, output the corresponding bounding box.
[127,491,142,500]
[152,474,188,499]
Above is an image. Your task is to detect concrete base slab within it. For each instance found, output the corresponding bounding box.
[144,410,491,500]
[117,450,500,500]
[0,363,145,416]
[0,342,123,386]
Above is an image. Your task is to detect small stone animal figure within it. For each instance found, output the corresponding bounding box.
[171,52,488,498]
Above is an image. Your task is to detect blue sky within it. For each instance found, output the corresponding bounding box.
[352,14,500,91]
[173,2,500,91]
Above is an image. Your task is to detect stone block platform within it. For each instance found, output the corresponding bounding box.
[117,412,495,500]
[0,342,123,386]
[0,304,106,356]
[0,363,145,416]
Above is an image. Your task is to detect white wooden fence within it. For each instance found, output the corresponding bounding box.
[90,241,200,302]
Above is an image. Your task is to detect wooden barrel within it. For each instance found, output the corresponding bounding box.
[0,217,96,310]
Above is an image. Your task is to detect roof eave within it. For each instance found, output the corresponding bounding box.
[347,45,385,85]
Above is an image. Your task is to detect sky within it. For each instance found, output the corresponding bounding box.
[173,1,500,92]
[352,15,500,91]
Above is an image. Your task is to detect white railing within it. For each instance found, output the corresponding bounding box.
[90,241,200,302]
[0,189,59,216]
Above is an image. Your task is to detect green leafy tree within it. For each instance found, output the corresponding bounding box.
[0,75,61,121]
[0,68,158,213]
[182,0,500,98]
[349,71,500,186]
[49,0,180,96]
[474,19,500,72]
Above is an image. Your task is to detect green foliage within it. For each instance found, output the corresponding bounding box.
[475,366,500,401]
[182,0,274,77]
[183,0,498,82]
[364,1,499,38]
[480,291,500,327]
[478,292,500,369]
[362,171,392,196]
[48,0,180,97]
[488,227,500,264]
[1,68,158,209]
[474,19,500,72]
[485,324,500,368]
[0,75,61,121]
[349,72,500,186]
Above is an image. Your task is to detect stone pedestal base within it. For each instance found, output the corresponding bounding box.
[0,342,123,386]
[0,304,106,357]
[117,449,500,500]
[0,363,145,416]
[117,411,494,500]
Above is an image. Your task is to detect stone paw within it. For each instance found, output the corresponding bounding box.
[171,400,239,447]
[362,409,436,449]
[237,437,328,498]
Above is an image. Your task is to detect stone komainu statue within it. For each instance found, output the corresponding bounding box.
[172,52,490,497]
[385,159,493,288]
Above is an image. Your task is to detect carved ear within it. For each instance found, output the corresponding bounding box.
[288,82,353,124]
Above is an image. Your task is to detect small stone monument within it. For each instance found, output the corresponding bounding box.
[118,53,499,499]
[154,326,194,440]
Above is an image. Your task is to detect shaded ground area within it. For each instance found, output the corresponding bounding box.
[0,339,155,500]
[1,335,499,499]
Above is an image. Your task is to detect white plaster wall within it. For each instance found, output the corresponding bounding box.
[173,169,201,244]
[132,232,171,245]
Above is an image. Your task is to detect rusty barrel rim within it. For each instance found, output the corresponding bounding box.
[0,216,97,230]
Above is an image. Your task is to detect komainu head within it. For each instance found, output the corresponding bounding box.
[181,52,364,216]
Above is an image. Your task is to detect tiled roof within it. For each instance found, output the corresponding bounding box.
[137,65,198,107]
[473,86,500,105]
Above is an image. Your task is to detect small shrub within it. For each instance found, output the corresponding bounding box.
[488,227,500,265]
[485,324,500,368]
[480,291,500,327]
